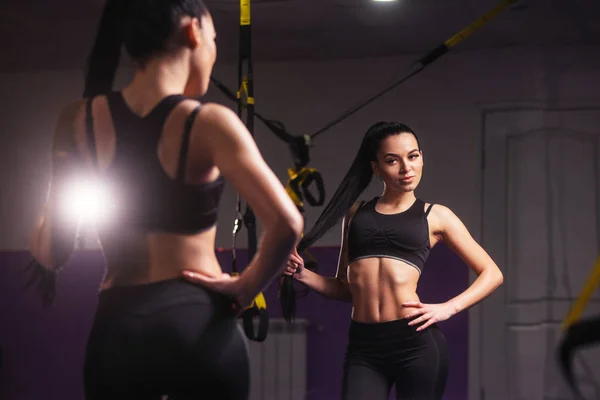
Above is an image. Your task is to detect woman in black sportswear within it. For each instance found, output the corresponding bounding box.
[28,1,303,399]
[282,122,503,400]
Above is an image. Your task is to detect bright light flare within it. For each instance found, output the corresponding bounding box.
[63,179,114,223]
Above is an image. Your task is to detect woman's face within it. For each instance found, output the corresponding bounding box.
[185,12,217,98]
[371,133,423,193]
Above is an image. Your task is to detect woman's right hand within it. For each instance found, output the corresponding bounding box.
[181,270,254,315]
[283,248,305,280]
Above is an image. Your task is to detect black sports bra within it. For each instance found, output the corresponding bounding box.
[346,197,433,274]
[85,91,225,234]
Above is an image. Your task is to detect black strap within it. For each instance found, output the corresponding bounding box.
[242,306,269,342]
[237,1,268,341]
[176,105,201,183]
[557,315,600,399]
[300,170,326,207]
[85,97,98,168]
[243,208,257,263]
[425,203,434,217]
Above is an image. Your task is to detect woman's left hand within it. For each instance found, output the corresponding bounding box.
[403,301,456,331]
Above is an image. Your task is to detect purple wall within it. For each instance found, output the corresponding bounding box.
[0,244,467,400]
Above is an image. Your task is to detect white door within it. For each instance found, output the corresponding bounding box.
[479,108,600,400]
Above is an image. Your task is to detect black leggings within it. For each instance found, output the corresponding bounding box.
[341,319,449,400]
[83,278,249,400]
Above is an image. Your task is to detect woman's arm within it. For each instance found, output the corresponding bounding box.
[436,205,504,314]
[295,266,352,302]
[189,103,303,308]
[30,101,86,269]
[404,204,503,330]
[287,202,361,302]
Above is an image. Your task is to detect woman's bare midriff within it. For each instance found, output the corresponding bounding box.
[74,96,229,292]
[347,257,421,323]
[97,226,223,290]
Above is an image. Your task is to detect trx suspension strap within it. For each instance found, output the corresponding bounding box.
[310,0,521,140]
[232,0,268,343]
[285,136,326,215]
[280,137,326,322]
[557,256,600,399]
[210,83,326,324]
[213,0,521,145]
[212,73,327,320]
[213,0,518,322]
[211,75,326,321]
[561,257,600,330]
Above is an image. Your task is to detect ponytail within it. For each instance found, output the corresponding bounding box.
[279,146,373,322]
[83,0,126,98]
[298,147,373,252]
[279,122,415,321]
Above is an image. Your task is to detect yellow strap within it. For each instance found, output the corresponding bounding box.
[285,168,304,207]
[287,168,300,181]
[288,167,319,183]
[240,0,251,26]
[232,273,266,310]
[247,292,267,310]
[285,166,323,208]
[562,255,600,330]
[285,185,303,208]
[236,78,255,105]
[444,0,517,49]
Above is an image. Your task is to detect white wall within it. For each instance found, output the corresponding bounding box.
[1,44,599,251]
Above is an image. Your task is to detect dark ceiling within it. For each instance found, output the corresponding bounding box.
[1,0,599,73]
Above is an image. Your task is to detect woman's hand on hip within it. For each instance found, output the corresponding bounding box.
[181,270,251,315]
[403,301,456,331]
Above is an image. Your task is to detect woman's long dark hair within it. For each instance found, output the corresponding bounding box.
[83,0,125,98]
[279,122,420,322]
[83,0,209,98]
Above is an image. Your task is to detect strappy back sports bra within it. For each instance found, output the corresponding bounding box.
[85,91,225,234]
